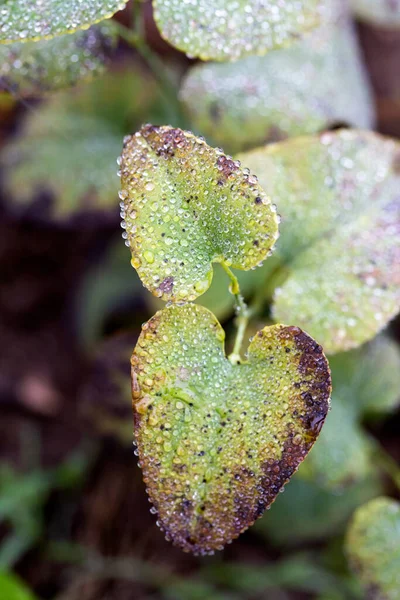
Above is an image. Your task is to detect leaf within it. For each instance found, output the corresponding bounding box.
[256,474,382,545]
[350,0,400,27]
[0,0,128,44]
[153,0,326,62]
[346,497,400,599]
[120,125,279,302]
[0,23,117,97]
[131,303,330,553]
[239,130,400,354]
[0,65,169,220]
[180,19,374,154]
[0,572,37,600]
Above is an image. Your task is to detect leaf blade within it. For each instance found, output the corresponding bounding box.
[132,303,330,553]
[120,125,279,302]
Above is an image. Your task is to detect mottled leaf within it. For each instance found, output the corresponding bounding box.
[131,303,330,553]
[153,0,326,61]
[0,66,168,220]
[180,19,374,154]
[120,125,279,302]
[0,23,117,97]
[351,0,400,27]
[256,474,382,545]
[346,497,400,599]
[0,0,128,44]
[239,130,400,353]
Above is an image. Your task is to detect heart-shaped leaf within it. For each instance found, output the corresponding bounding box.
[0,65,170,220]
[120,125,279,302]
[131,303,330,554]
[239,130,400,353]
[350,0,400,27]
[153,0,325,62]
[346,497,400,599]
[180,19,374,154]
[0,0,128,44]
[0,23,117,97]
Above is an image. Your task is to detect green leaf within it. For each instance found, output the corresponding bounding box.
[346,497,400,599]
[153,0,325,61]
[0,65,168,219]
[350,0,400,27]
[132,303,330,553]
[0,0,128,44]
[180,20,374,154]
[256,474,382,545]
[0,23,117,97]
[0,572,37,600]
[239,130,400,354]
[120,125,279,302]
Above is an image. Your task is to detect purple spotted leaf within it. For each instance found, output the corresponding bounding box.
[131,303,331,554]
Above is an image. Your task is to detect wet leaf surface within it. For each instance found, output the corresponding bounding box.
[131,303,330,554]
[153,0,326,61]
[0,0,128,44]
[239,129,400,354]
[0,66,169,220]
[351,0,400,27]
[180,20,374,154]
[120,125,279,302]
[346,497,400,599]
[0,23,117,97]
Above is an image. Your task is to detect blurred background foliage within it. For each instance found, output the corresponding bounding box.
[0,0,399,599]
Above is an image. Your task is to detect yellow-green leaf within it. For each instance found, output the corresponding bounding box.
[180,19,374,154]
[346,497,400,599]
[0,0,128,44]
[0,23,117,96]
[120,125,279,302]
[239,130,400,354]
[153,0,326,61]
[132,303,331,553]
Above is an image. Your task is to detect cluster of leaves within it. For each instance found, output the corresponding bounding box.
[0,0,400,598]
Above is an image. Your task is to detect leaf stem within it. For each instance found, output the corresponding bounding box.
[220,262,250,364]
[112,17,184,125]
